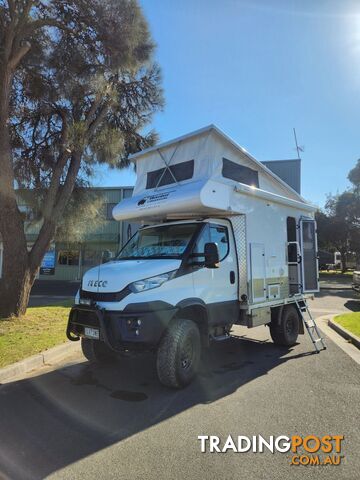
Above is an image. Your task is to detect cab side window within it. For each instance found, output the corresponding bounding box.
[210,225,229,261]
[192,224,229,262]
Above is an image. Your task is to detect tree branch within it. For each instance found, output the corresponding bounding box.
[87,103,109,137]
[8,42,31,70]
[85,94,103,127]
[22,18,71,36]
[30,151,82,269]
[40,107,70,218]
[7,0,16,21]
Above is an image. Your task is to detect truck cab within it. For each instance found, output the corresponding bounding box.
[67,218,239,387]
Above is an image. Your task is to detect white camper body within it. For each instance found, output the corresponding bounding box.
[113,124,319,308]
[67,125,324,388]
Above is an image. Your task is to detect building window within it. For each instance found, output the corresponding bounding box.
[106,203,117,220]
[58,250,79,266]
[146,159,194,189]
[222,158,259,188]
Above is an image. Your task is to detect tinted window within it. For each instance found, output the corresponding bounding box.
[287,217,297,262]
[192,224,229,261]
[146,160,194,189]
[222,158,259,188]
[58,250,79,266]
[210,225,229,260]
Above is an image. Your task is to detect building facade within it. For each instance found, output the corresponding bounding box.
[0,187,137,282]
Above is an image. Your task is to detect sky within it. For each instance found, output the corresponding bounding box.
[97,0,360,208]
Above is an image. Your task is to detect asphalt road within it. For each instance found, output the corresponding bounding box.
[0,289,359,480]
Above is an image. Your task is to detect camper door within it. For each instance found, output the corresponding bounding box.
[299,218,319,293]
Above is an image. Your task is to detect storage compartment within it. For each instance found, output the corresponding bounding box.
[268,284,280,299]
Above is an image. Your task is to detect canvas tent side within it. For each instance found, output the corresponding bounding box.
[113,124,314,222]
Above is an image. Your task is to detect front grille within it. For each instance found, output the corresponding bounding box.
[80,286,131,302]
[72,309,100,328]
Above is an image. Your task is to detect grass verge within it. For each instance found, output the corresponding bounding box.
[334,312,360,338]
[0,301,72,369]
[319,270,353,277]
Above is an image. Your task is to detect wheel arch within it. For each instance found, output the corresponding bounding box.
[175,298,210,346]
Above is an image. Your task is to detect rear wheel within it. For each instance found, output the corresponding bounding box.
[156,319,201,388]
[270,305,300,346]
[81,338,114,363]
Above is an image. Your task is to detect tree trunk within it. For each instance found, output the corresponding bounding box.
[0,62,34,317]
[0,229,36,318]
[0,264,36,318]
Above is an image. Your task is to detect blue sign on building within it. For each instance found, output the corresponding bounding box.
[40,248,56,275]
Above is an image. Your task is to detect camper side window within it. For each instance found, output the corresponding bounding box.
[222,158,259,188]
[146,160,194,189]
[192,224,229,261]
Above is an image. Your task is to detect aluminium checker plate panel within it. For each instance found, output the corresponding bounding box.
[230,215,248,299]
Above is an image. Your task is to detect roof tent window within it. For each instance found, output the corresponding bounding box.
[146,159,194,189]
[222,158,259,188]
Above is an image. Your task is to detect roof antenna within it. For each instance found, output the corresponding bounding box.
[293,128,304,160]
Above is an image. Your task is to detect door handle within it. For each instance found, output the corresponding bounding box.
[230,271,235,284]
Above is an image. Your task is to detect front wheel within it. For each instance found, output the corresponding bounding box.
[81,338,114,364]
[270,305,300,346]
[156,319,201,388]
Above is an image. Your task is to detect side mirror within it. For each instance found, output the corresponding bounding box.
[204,242,220,268]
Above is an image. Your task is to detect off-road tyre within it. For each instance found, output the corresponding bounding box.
[81,338,114,364]
[270,305,300,346]
[156,319,201,388]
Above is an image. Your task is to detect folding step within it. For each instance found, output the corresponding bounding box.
[210,333,231,342]
[293,297,326,353]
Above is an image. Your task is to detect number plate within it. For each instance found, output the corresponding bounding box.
[84,327,100,340]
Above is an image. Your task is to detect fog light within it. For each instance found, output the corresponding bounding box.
[79,298,91,306]
[135,329,140,336]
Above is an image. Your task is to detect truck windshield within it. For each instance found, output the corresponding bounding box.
[117,223,199,259]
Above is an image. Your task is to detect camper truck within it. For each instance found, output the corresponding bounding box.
[67,125,325,388]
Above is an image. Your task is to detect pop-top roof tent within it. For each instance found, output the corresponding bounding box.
[113,124,316,222]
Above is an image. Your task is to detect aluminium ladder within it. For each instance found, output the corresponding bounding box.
[293,296,326,353]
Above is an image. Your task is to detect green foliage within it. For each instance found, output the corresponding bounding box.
[348,159,360,190]
[316,159,360,269]
[3,0,163,190]
[55,189,105,243]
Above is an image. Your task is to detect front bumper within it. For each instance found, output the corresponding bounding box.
[66,302,177,352]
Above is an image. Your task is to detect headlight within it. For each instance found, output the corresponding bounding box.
[129,270,177,293]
